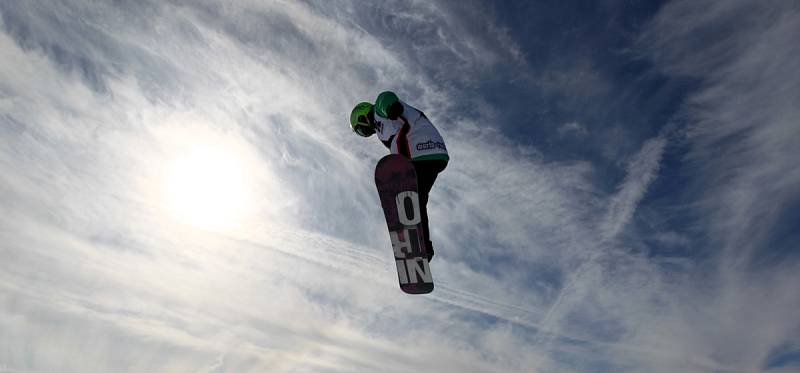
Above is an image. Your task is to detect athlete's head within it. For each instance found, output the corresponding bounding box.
[350,102,375,137]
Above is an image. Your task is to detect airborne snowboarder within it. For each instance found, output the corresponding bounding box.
[350,91,449,262]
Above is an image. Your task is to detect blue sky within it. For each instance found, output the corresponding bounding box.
[1,1,799,372]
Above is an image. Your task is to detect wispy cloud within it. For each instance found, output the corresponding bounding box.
[1,0,798,372]
[557,121,588,137]
[0,1,569,371]
[634,0,800,370]
[601,137,666,240]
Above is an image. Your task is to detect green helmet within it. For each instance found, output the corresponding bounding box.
[350,102,375,137]
[374,91,400,118]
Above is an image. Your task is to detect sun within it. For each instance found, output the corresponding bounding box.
[163,142,253,231]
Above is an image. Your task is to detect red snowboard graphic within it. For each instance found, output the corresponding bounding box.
[374,154,434,294]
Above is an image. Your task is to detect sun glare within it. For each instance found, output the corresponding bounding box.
[163,142,253,231]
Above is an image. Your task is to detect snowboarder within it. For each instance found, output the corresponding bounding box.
[350,91,449,261]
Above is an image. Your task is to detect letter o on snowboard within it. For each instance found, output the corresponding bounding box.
[395,191,421,226]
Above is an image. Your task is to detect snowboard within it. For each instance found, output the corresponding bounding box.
[374,154,434,294]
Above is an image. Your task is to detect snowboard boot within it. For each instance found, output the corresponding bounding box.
[426,240,435,261]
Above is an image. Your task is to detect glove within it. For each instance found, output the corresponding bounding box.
[386,101,404,120]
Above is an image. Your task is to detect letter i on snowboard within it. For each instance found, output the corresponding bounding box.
[374,154,434,294]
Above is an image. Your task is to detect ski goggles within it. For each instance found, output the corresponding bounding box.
[353,115,375,137]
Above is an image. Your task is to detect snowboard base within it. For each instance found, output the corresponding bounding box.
[375,154,433,294]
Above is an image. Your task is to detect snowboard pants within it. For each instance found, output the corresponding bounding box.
[410,159,448,248]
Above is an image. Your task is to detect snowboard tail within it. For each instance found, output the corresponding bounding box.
[375,154,434,294]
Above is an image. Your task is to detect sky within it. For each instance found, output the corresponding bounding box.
[1,0,799,372]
